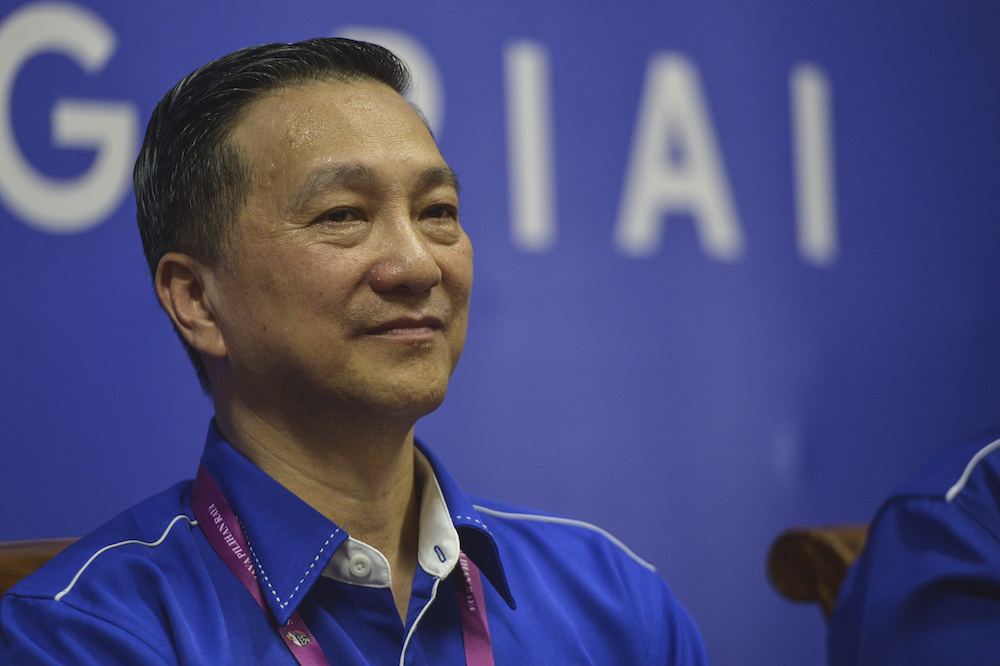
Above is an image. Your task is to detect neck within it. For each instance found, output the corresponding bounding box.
[213,393,422,622]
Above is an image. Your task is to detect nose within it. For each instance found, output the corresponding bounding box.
[368,218,442,295]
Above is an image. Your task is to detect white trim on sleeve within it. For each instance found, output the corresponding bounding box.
[54,514,197,602]
[946,437,1000,503]
[473,505,657,572]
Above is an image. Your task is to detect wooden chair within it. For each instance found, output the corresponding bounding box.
[767,524,868,620]
[0,538,78,596]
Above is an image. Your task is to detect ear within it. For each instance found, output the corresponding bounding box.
[155,252,228,360]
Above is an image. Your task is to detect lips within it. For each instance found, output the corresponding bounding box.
[366,316,444,337]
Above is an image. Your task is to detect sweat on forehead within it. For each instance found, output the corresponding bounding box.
[224,79,451,220]
[135,37,415,394]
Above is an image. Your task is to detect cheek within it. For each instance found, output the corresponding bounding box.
[444,245,472,362]
[443,239,474,305]
[290,247,369,306]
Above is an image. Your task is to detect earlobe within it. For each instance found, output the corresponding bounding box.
[155,253,228,359]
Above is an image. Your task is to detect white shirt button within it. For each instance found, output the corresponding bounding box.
[349,553,372,578]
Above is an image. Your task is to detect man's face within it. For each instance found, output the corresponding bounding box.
[209,79,472,423]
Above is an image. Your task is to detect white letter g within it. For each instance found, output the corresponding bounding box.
[0,2,137,233]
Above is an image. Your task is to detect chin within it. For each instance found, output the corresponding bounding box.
[378,383,449,420]
[329,352,458,421]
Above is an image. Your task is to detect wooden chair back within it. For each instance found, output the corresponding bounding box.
[0,538,78,596]
[767,524,868,620]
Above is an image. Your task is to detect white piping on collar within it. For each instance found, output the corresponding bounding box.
[945,437,1000,502]
[474,505,657,572]
[414,448,461,578]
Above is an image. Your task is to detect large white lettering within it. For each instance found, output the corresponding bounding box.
[505,40,556,252]
[790,62,838,267]
[615,52,743,260]
[0,2,137,233]
[336,26,444,138]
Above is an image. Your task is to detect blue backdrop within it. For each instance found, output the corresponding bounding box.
[2,1,999,664]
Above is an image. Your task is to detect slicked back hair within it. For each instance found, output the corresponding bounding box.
[134,38,412,393]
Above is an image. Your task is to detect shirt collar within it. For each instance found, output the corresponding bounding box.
[414,439,515,609]
[320,447,458,588]
[200,421,348,624]
[198,422,515,625]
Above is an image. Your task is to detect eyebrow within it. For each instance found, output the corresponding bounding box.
[288,163,461,214]
[417,165,461,195]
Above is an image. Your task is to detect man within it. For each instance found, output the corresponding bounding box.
[828,426,1000,665]
[0,38,708,664]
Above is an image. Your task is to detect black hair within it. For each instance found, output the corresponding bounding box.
[134,38,411,393]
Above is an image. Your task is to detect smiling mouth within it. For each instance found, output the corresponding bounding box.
[366,317,444,338]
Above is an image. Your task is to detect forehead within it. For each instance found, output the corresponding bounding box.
[228,79,446,202]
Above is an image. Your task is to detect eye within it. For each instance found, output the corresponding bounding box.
[316,208,364,225]
[418,203,462,244]
[422,204,458,221]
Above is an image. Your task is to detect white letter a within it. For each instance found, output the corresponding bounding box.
[615,53,743,260]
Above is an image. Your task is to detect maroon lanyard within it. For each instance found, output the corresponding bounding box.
[454,552,495,666]
[191,463,494,665]
[191,464,330,665]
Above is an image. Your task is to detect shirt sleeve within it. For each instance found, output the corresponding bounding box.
[828,496,1000,666]
[655,587,711,666]
[1,593,172,665]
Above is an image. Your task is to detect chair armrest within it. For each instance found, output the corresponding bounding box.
[767,524,868,620]
[0,538,79,596]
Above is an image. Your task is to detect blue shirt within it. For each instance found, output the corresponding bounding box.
[1,423,709,665]
[828,426,1000,665]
